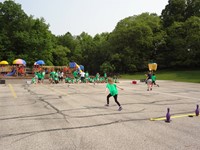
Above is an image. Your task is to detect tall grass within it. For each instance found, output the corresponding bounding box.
[121,70,200,83]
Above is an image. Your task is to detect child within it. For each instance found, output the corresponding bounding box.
[85,71,89,83]
[31,77,37,84]
[41,70,46,84]
[54,71,59,84]
[49,70,55,84]
[104,72,107,82]
[80,71,85,83]
[152,74,159,87]
[95,72,100,83]
[105,78,123,111]
[145,71,152,91]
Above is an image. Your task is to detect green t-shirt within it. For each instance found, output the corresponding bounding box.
[73,71,78,78]
[96,73,100,78]
[32,78,36,83]
[54,72,58,80]
[104,73,107,78]
[85,72,89,78]
[41,71,45,79]
[37,72,42,79]
[106,83,118,96]
[50,71,55,78]
[152,75,156,81]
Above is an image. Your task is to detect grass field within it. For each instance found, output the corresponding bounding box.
[121,70,200,83]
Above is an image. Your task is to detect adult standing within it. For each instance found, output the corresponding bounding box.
[80,71,85,83]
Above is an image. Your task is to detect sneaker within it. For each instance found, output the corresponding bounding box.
[105,104,109,106]
[118,106,122,111]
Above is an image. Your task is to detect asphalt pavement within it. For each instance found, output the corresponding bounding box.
[0,79,200,150]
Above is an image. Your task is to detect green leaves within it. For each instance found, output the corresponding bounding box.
[108,13,161,72]
[0,0,199,74]
[52,45,70,66]
[0,0,55,65]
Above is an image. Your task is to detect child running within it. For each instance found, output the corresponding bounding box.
[105,78,123,111]
[145,71,152,91]
[152,73,159,87]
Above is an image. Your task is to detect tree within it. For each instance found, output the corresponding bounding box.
[51,45,70,66]
[91,32,111,73]
[161,0,186,28]
[72,32,97,73]
[185,0,200,20]
[108,13,162,72]
[57,32,77,56]
[160,0,200,68]
[100,61,115,74]
[161,0,200,28]
[25,17,55,66]
[183,16,200,67]
[0,0,55,65]
[0,0,29,62]
[165,22,186,67]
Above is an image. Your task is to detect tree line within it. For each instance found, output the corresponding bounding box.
[0,0,199,74]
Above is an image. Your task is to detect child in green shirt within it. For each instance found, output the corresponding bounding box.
[105,78,123,111]
[152,74,159,87]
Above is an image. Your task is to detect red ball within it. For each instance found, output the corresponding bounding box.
[132,81,137,84]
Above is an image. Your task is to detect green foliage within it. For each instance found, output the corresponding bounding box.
[0,0,55,66]
[51,45,70,66]
[100,62,115,73]
[185,0,200,19]
[184,16,200,66]
[0,0,199,75]
[109,13,161,72]
[161,0,200,27]
[161,0,186,28]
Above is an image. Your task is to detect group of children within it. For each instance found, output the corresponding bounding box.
[65,71,118,84]
[31,69,123,111]
[31,69,160,112]
[32,69,117,85]
[32,70,64,84]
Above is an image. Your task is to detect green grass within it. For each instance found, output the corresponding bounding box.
[121,70,200,83]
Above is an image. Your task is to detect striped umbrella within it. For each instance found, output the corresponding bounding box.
[13,59,26,65]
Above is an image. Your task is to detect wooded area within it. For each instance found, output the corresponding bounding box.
[0,0,199,74]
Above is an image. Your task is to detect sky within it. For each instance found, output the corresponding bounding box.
[1,0,169,36]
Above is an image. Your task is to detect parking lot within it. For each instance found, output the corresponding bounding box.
[0,79,200,150]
